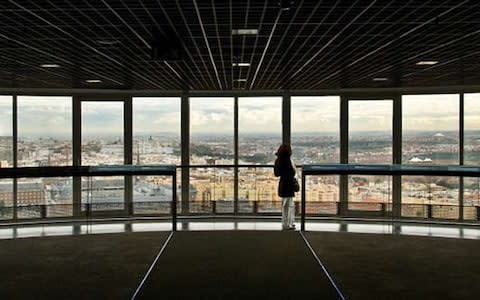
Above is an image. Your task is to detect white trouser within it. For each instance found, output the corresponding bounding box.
[282,197,295,228]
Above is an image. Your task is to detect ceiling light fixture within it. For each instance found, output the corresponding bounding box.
[279,0,294,11]
[40,64,61,68]
[234,79,247,82]
[416,61,438,65]
[85,79,102,83]
[96,39,121,45]
[232,63,251,67]
[232,29,258,35]
[373,77,388,81]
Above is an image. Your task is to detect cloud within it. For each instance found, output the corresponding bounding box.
[2,94,474,136]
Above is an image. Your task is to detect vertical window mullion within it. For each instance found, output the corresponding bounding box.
[72,96,82,217]
[234,96,238,214]
[339,95,348,215]
[12,95,17,220]
[181,92,190,215]
[393,93,402,218]
[124,96,133,215]
[459,92,464,220]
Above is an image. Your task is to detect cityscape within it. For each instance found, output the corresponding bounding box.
[1,130,480,220]
[1,95,480,220]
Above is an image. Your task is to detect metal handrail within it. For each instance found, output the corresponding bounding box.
[302,163,480,177]
[0,164,176,178]
[177,164,274,168]
[300,163,480,231]
[0,165,177,230]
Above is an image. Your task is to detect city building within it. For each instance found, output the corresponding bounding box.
[0,1,479,299]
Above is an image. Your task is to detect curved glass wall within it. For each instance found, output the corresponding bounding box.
[0,92,479,223]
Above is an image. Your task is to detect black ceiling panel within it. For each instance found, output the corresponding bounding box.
[0,0,478,90]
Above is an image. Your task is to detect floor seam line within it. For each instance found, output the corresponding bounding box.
[131,231,174,300]
[299,231,347,300]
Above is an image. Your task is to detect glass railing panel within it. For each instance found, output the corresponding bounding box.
[305,201,338,215]
[257,201,282,213]
[299,171,339,215]
[189,201,213,214]
[133,175,173,215]
[401,204,428,218]
[176,169,182,214]
[46,204,73,218]
[45,177,72,217]
[16,176,42,218]
[190,167,234,214]
[81,176,125,211]
[348,175,392,212]
[402,176,459,219]
[216,200,234,214]
[463,177,480,221]
[239,167,280,213]
[0,179,13,219]
[432,205,459,220]
[17,177,72,218]
[237,200,254,213]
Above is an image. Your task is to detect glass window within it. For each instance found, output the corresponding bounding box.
[0,179,13,220]
[0,96,13,167]
[348,100,393,212]
[403,94,459,164]
[81,102,124,211]
[17,96,73,217]
[464,93,480,165]
[239,97,282,211]
[239,97,281,165]
[17,96,72,167]
[463,177,480,220]
[402,94,459,219]
[190,97,234,165]
[291,96,340,164]
[463,93,480,219]
[0,96,13,219]
[190,97,234,212]
[133,97,181,165]
[291,96,340,214]
[133,97,180,214]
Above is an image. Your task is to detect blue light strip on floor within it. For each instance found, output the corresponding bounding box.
[131,231,174,300]
[299,231,347,300]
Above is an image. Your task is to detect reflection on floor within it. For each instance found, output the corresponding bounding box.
[1,218,479,240]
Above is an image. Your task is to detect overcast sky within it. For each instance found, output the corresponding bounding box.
[1,94,479,137]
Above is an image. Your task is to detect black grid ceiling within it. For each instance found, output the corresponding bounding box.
[0,0,479,90]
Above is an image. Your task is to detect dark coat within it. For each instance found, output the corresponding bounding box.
[274,156,296,197]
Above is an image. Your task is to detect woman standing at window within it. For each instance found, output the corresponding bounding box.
[274,144,297,230]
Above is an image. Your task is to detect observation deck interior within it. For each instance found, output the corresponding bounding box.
[1,0,480,299]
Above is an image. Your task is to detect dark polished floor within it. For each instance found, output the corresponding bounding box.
[0,224,479,299]
[2,218,480,240]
